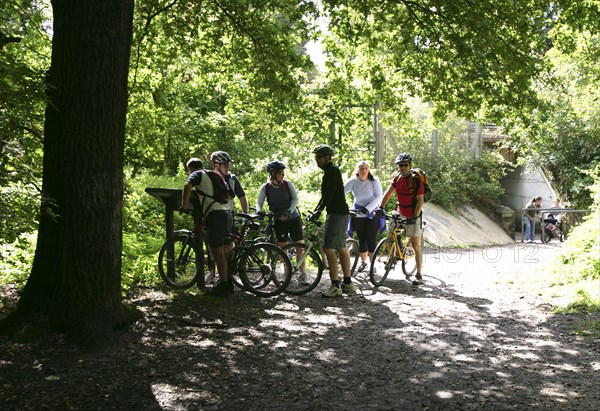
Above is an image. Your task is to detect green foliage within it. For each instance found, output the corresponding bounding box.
[507,30,600,208]
[321,0,551,122]
[1,0,51,243]
[121,232,163,290]
[0,232,36,287]
[554,290,600,314]
[553,290,600,337]
[553,170,600,281]
[374,100,508,212]
[126,0,318,175]
[552,288,600,337]
[121,168,186,290]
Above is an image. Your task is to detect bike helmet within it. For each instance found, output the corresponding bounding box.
[312,144,335,156]
[210,151,233,164]
[266,160,287,173]
[395,152,413,164]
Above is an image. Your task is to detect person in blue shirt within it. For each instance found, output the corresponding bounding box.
[256,160,311,285]
[344,160,383,272]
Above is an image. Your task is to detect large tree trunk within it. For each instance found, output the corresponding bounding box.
[8,0,138,347]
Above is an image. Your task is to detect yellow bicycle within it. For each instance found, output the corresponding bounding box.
[369,212,424,286]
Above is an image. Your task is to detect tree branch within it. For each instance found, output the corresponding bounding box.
[0,31,22,51]
[130,0,181,95]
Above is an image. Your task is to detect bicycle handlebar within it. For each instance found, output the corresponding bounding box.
[384,213,415,225]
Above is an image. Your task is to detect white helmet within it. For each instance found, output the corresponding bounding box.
[210,151,233,164]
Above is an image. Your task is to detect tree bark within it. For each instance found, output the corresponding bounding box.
[7,0,138,347]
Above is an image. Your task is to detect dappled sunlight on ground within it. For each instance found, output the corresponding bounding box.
[1,243,598,409]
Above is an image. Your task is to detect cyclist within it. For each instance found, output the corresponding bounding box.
[256,160,311,285]
[210,151,249,214]
[181,157,234,297]
[308,144,355,297]
[379,153,425,285]
[344,160,383,272]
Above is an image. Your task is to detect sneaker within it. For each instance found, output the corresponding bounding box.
[357,261,368,272]
[298,272,313,285]
[341,282,357,294]
[206,281,233,298]
[322,284,342,298]
[412,274,423,286]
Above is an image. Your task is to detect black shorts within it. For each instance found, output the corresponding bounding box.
[274,216,304,243]
[206,210,233,248]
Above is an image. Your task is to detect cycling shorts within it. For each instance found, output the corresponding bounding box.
[206,210,233,248]
[274,216,304,243]
[323,213,349,250]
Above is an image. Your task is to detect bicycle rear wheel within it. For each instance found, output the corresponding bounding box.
[239,242,292,297]
[282,242,324,295]
[370,238,396,286]
[345,238,360,276]
[158,232,202,289]
[401,235,422,277]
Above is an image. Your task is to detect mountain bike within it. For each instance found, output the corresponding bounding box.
[157,211,292,297]
[369,212,425,286]
[280,211,359,295]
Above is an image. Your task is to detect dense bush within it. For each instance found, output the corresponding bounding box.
[553,166,600,281]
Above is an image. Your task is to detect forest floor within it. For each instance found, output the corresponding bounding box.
[1,242,599,410]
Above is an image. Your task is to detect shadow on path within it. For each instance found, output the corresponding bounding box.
[1,243,598,409]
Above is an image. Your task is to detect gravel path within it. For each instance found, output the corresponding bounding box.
[1,242,599,410]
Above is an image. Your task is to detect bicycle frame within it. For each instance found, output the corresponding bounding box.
[369,213,421,286]
[301,212,358,273]
[161,212,257,288]
[390,213,420,257]
[195,213,261,282]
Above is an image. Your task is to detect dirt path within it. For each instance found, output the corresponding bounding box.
[1,243,599,410]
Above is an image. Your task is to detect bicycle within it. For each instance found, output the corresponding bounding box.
[369,212,425,286]
[157,211,292,297]
[279,211,359,295]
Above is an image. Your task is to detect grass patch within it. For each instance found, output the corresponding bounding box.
[569,319,600,337]
[553,290,600,314]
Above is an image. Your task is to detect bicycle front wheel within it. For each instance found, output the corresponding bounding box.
[158,232,202,289]
[199,239,218,290]
[370,238,396,286]
[282,242,324,295]
[345,238,360,276]
[239,243,292,297]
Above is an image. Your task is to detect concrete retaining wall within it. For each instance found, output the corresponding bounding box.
[422,203,514,247]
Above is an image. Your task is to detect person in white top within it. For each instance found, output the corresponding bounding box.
[344,161,383,272]
[181,157,233,297]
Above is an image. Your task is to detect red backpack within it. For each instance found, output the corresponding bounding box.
[265,179,291,197]
[195,170,234,204]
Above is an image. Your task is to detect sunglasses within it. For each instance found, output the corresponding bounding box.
[397,163,410,167]
[315,155,325,160]
[219,163,230,167]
